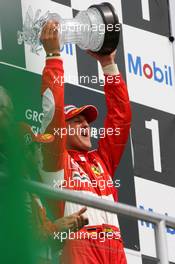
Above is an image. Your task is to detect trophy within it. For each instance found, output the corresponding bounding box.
[18,2,120,55]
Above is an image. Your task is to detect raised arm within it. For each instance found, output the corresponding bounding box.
[39,21,66,186]
[88,50,132,177]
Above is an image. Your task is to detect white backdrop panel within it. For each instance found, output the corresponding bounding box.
[135,176,175,262]
[123,24,175,114]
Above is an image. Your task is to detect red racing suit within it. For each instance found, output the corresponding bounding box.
[40,58,131,264]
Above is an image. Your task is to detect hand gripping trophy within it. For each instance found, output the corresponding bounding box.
[18,2,120,55]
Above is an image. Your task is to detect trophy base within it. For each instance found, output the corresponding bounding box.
[89,2,120,55]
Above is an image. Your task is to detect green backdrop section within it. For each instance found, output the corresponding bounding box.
[0,130,38,264]
[0,63,42,129]
[0,63,47,264]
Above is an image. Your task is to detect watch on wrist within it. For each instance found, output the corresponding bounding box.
[46,52,60,58]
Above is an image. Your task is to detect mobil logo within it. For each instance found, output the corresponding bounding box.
[61,43,73,56]
[128,53,173,86]
[139,205,175,235]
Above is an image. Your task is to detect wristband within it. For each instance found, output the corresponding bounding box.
[102,64,119,75]
[46,53,60,58]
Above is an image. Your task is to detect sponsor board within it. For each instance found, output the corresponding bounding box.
[131,102,175,187]
[123,24,175,114]
[121,0,170,36]
[135,176,175,262]
[125,249,142,264]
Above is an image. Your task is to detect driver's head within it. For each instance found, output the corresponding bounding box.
[64,105,98,151]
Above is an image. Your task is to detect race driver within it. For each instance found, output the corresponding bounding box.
[39,21,131,264]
